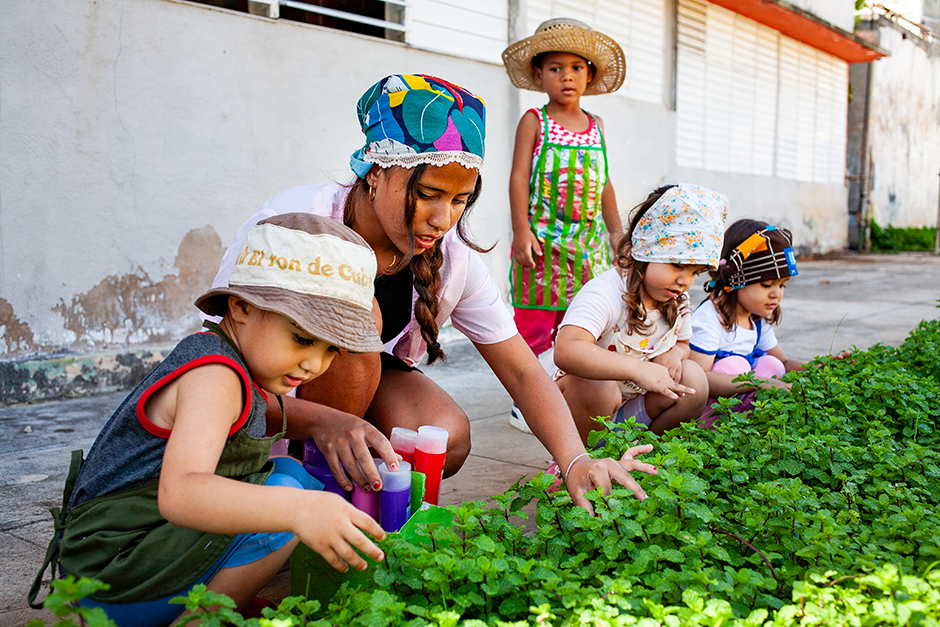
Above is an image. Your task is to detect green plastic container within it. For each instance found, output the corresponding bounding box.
[289,470,452,607]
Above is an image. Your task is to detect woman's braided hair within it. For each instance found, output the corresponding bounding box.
[615,185,683,336]
[345,165,485,364]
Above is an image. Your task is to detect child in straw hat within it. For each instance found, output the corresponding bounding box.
[502,18,627,432]
[31,213,388,625]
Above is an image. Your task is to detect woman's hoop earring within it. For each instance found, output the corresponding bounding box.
[368,185,376,202]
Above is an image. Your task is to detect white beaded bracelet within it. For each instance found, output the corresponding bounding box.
[564,452,592,479]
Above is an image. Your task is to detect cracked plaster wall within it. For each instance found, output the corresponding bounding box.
[0,0,515,395]
[1,0,858,401]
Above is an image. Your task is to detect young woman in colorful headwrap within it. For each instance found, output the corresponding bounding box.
[211,75,656,513]
[553,184,726,441]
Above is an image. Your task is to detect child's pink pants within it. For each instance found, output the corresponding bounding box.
[700,354,785,428]
[514,308,566,356]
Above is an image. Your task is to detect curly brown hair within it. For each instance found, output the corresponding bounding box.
[615,185,684,336]
[344,166,486,364]
[705,218,784,333]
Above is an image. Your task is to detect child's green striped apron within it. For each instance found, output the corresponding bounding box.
[510,106,611,310]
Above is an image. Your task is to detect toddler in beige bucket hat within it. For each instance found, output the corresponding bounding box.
[502,18,626,96]
[196,212,384,355]
[31,212,389,622]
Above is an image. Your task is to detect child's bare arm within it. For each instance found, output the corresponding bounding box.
[689,349,787,396]
[157,365,385,571]
[595,116,623,249]
[554,325,693,399]
[766,345,804,372]
[509,112,542,268]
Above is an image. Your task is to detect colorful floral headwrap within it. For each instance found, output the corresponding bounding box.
[630,184,728,269]
[704,225,799,292]
[349,74,486,178]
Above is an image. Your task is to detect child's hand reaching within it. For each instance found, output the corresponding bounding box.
[631,360,695,399]
[512,228,543,268]
[651,350,683,383]
[294,491,386,572]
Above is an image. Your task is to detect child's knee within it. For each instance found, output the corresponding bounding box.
[753,355,785,379]
[711,355,751,375]
[559,375,621,414]
[681,360,709,402]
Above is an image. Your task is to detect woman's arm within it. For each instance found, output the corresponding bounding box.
[264,393,400,492]
[474,334,655,513]
[509,112,542,268]
[157,364,386,571]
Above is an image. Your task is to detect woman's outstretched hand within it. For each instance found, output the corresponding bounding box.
[564,444,658,515]
[308,409,401,493]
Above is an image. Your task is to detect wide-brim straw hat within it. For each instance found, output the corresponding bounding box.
[502,18,626,96]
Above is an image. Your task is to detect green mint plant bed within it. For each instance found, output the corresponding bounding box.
[31,312,940,626]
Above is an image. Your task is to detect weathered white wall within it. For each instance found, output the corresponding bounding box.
[1,0,855,371]
[867,26,940,228]
[0,0,514,361]
[790,0,857,31]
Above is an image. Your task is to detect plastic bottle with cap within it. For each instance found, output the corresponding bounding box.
[377,461,412,532]
[414,425,448,505]
[302,440,348,500]
[350,458,381,522]
[390,427,417,466]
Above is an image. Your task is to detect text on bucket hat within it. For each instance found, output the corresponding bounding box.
[630,184,728,270]
[349,74,486,178]
[705,225,799,293]
[501,18,626,96]
[195,213,385,354]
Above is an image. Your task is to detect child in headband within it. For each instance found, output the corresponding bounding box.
[689,218,803,426]
[553,184,726,441]
[32,214,387,625]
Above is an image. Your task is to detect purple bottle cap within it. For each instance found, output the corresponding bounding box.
[303,439,329,468]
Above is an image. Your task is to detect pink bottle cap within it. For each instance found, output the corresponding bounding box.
[377,461,411,491]
[415,425,449,454]
[390,427,417,454]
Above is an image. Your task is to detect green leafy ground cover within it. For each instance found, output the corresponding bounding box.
[870,221,937,252]
[34,315,940,626]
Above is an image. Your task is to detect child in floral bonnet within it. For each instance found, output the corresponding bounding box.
[553,184,727,442]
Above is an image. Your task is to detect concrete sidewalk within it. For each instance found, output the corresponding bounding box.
[2,253,939,626]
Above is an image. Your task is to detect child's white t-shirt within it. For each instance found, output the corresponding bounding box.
[560,268,693,399]
[690,299,778,357]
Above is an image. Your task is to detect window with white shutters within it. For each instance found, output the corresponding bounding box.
[406,0,508,64]
[677,0,847,183]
